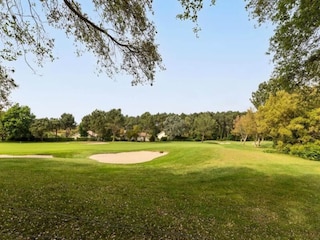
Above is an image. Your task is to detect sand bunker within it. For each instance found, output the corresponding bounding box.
[89,151,168,164]
[84,142,109,145]
[0,155,53,159]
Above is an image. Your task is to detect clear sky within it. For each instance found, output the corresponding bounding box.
[10,0,274,123]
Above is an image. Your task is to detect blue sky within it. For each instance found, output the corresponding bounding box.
[10,0,274,123]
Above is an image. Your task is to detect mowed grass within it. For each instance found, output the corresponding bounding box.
[0,141,320,239]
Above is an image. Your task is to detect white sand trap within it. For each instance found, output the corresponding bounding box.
[0,155,53,159]
[84,142,109,145]
[89,151,168,164]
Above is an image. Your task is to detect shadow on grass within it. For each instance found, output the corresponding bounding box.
[0,160,319,239]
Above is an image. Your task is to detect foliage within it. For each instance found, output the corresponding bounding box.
[289,143,320,161]
[125,124,141,141]
[49,118,61,138]
[84,110,108,140]
[139,112,155,136]
[30,118,50,141]
[256,91,302,144]
[163,114,185,140]
[177,0,320,91]
[1,103,35,140]
[1,0,318,112]
[0,0,163,97]
[0,66,17,109]
[105,108,124,142]
[250,77,297,109]
[246,0,320,88]
[232,109,258,144]
[212,111,241,140]
[194,112,216,142]
[60,113,76,137]
[250,88,320,158]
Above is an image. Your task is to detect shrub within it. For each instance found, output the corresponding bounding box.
[289,144,320,161]
[160,136,167,141]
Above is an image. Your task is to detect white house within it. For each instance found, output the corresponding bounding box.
[157,131,167,140]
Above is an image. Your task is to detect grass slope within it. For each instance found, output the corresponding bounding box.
[0,141,319,239]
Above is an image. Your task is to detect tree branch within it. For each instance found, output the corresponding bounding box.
[62,0,138,53]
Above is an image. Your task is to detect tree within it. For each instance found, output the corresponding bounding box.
[184,114,196,139]
[0,0,164,109]
[78,115,90,137]
[87,110,109,140]
[180,0,320,90]
[126,124,141,141]
[212,111,240,140]
[2,1,319,109]
[232,109,260,145]
[0,68,17,109]
[256,90,302,145]
[60,113,76,137]
[250,77,298,109]
[194,112,216,142]
[105,108,124,142]
[246,0,320,86]
[139,112,155,138]
[49,118,61,138]
[2,104,35,140]
[30,118,50,141]
[163,114,185,140]
[0,110,6,140]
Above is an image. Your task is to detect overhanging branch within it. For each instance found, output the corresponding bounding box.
[62,0,138,53]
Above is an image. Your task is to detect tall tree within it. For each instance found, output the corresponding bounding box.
[49,118,61,138]
[0,0,164,108]
[1,1,318,144]
[246,0,320,86]
[1,0,319,109]
[30,118,50,141]
[105,108,124,142]
[163,114,185,140]
[256,90,302,145]
[0,110,6,140]
[2,104,35,140]
[232,109,260,145]
[60,113,76,137]
[87,110,109,140]
[139,112,155,137]
[78,115,91,137]
[179,0,320,87]
[250,77,298,109]
[194,112,216,142]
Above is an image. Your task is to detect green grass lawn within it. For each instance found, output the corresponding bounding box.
[0,141,319,239]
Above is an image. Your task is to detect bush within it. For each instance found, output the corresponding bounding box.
[149,135,155,142]
[160,136,167,141]
[43,137,75,142]
[289,144,320,161]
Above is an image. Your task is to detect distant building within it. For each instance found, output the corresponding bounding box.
[137,132,150,142]
[87,130,98,138]
[157,131,167,140]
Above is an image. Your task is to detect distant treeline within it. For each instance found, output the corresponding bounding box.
[0,104,244,142]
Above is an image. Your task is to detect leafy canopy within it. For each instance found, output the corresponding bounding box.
[1,0,319,109]
[0,0,164,107]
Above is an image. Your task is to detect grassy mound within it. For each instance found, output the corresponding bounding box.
[0,141,319,239]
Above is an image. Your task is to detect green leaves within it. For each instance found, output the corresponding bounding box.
[2,104,35,140]
[0,0,163,100]
[246,0,320,86]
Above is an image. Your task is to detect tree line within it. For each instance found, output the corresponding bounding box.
[0,103,243,142]
[0,104,76,141]
[234,87,320,160]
